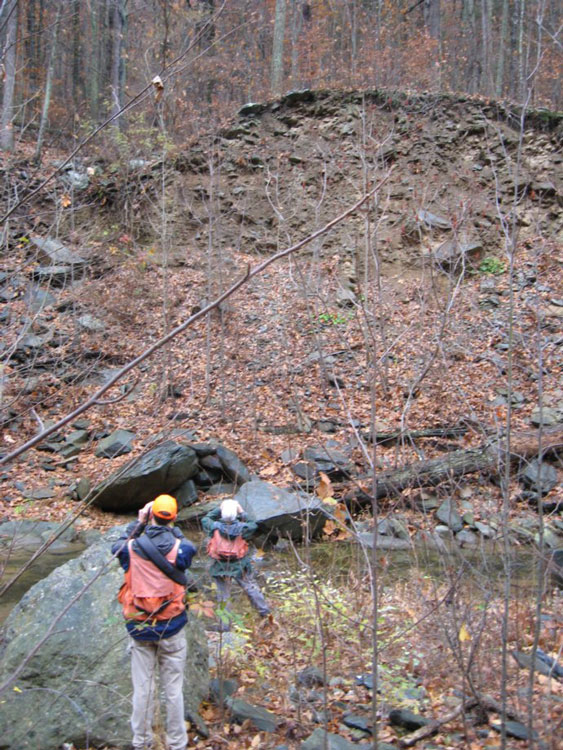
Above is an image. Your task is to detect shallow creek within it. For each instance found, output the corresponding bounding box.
[0,525,543,628]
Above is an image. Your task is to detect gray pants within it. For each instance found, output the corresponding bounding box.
[129,629,188,750]
[215,571,270,618]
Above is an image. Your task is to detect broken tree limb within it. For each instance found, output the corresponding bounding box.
[370,425,563,501]
[0,178,390,466]
[368,425,468,445]
[398,699,478,748]
[398,691,527,748]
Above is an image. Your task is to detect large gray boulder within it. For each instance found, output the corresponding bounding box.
[0,527,208,750]
[92,441,199,512]
[234,480,327,541]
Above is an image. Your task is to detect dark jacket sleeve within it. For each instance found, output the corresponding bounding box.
[176,539,197,570]
[111,521,144,571]
[201,507,221,535]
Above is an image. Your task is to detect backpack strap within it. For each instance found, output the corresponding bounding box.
[135,534,187,586]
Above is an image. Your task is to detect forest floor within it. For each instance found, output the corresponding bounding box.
[1,89,562,748]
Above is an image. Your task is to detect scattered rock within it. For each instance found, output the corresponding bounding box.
[297,666,326,687]
[209,677,238,704]
[303,444,354,479]
[66,429,90,447]
[177,499,220,524]
[76,477,91,501]
[388,708,431,731]
[512,649,563,680]
[356,532,412,551]
[30,236,87,267]
[490,720,539,741]
[26,486,56,500]
[281,448,299,464]
[474,521,495,538]
[23,285,56,312]
[342,713,372,733]
[550,549,563,587]
[456,529,478,546]
[436,499,463,532]
[434,238,483,270]
[226,697,278,732]
[215,444,251,485]
[175,478,199,507]
[61,169,89,190]
[530,406,560,426]
[95,429,136,459]
[301,728,359,750]
[536,527,561,549]
[77,314,106,332]
[292,461,317,482]
[416,209,452,231]
[389,517,410,540]
[30,265,78,286]
[519,459,558,496]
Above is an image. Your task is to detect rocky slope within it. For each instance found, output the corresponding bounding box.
[0,89,562,544]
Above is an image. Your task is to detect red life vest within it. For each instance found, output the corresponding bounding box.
[118,538,186,622]
[206,528,249,561]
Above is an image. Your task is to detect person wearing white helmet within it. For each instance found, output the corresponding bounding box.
[201,498,270,631]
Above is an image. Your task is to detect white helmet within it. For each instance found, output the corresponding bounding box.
[220,499,239,522]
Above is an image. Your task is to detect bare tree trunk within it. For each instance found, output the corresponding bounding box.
[517,0,526,99]
[34,3,62,164]
[480,0,491,95]
[271,0,286,95]
[424,0,441,39]
[0,0,18,151]
[495,0,509,96]
[89,0,100,122]
[289,0,305,86]
[463,0,480,93]
[71,0,81,110]
[110,0,124,129]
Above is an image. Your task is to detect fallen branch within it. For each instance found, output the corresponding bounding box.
[399,699,477,747]
[398,691,527,748]
[370,425,563,500]
[369,425,468,445]
[94,377,139,405]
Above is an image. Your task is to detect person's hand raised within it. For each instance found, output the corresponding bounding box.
[138,501,154,524]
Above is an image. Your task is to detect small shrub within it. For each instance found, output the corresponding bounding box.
[478,256,506,275]
[317,311,348,326]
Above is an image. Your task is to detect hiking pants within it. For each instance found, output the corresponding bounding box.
[215,571,270,617]
[129,629,188,750]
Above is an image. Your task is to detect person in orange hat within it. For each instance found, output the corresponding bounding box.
[112,495,196,750]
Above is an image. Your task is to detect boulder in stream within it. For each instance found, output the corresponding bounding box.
[92,440,198,512]
[0,526,208,750]
[234,480,328,541]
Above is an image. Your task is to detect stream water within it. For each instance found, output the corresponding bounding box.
[0,542,87,624]
[1,531,545,630]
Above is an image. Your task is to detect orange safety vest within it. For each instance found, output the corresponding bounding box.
[118,538,186,622]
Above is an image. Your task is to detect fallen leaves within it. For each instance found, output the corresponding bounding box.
[459,622,472,642]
